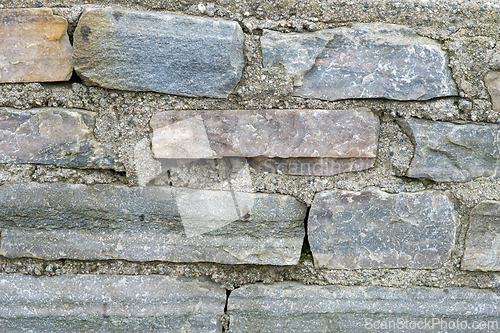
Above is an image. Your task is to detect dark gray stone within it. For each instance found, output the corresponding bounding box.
[462,200,500,271]
[0,107,117,169]
[398,118,500,182]
[0,183,306,265]
[291,24,457,101]
[73,8,244,98]
[308,188,458,269]
[228,282,500,333]
[0,273,225,333]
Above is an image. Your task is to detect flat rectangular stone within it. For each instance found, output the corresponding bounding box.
[0,273,225,332]
[73,8,244,98]
[0,183,306,265]
[284,24,457,101]
[462,200,500,271]
[228,283,500,333]
[0,107,117,169]
[151,108,379,159]
[398,118,500,182]
[308,188,458,269]
[0,8,73,83]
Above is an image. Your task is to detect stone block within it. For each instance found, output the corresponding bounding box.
[485,71,500,111]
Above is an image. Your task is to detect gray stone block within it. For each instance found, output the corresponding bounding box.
[398,118,500,182]
[0,183,306,265]
[308,188,459,269]
[0,273,225,332]
[73,8,244,98]
[228,282,500,333]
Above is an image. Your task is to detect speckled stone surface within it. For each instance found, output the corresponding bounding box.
[0,273,225,332]
[0,8,73,83]
[308,188,458,269]
[0,107,117,169]
[151,108,379,159]
[485,71,500,111]
[290,24,457,101]
[398,118,500,182]
[228,282,500,333]
[462,201,500,271]
[73,8,244,98]
[0,183,306,265]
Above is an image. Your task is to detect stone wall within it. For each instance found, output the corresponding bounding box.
[1,1,500,331]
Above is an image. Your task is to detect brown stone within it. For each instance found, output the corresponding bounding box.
[0,8,73,83]
[485,71,500,111]
[151,108,379,159]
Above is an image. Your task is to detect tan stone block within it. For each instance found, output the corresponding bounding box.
[485,71,500,111]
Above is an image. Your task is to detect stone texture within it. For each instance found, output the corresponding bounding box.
[462,201,500,271]
[398,118,500,182]
[485,71,500,111]
[0,183,306,265]
[228,283,500,333]
[0,273,224,332]
[73,8,244,98]
[0,107,117,169]
[0,8,73,83]
[151,108,379,159]
[133,138,162,186]
[308,188,458,269]
[292,23,457,101]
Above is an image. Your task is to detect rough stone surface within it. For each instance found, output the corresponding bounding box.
[291,23,457,101]
[462,201,500,271]
[151,108,379,159]
[133,138,162,186]
[308,188,458,269]
[0,107,117,169]
[0,273,225,332]
[0,8,73,83]
[228,283,500,333]
[0,183,306,265]
[485,71,500,111]
[73,8,244,98]
[398,118,500,182]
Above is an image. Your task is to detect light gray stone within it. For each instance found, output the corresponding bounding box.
[485,71,500,111]
[151,108,379,159]
[73,8,244,98]
[0,107,117,169]
[308,188,458,269]
[0,273,224,332]
[228,282,500,333]
[291,23,457,101]
[0,183,306,265]
[398,118,500,182]
[462,201,500,271]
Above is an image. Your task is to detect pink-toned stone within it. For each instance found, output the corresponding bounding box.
[485,71,500,111]
[0,8,73,83]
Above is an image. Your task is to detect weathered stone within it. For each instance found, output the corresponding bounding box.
[228,283,500,333]
[133,138,162,187]
[0,273,225,332]
[292,23,457,101]
[398,118,500,182]
[462,201,500,271]
[308,188,458,269]
[151,108,379,159]
[0,108,117,169]
[248,157,375,176]
[485,71,500,111]
[0,8,73,83]
[73,8,244,98]
[0,183,306,265]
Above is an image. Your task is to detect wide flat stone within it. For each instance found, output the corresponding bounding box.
[0,8,73,83]
[0,273,225,332]
[398,118,500,182]
[308,188,458,269]
[0,183,306,265]
[73,8,244,98]
[228,283,500,333]
[485,71,500,111]
[151,108,379,159]
[291,23,457,101]
[462,201,500,271]
[0,107,117,169]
